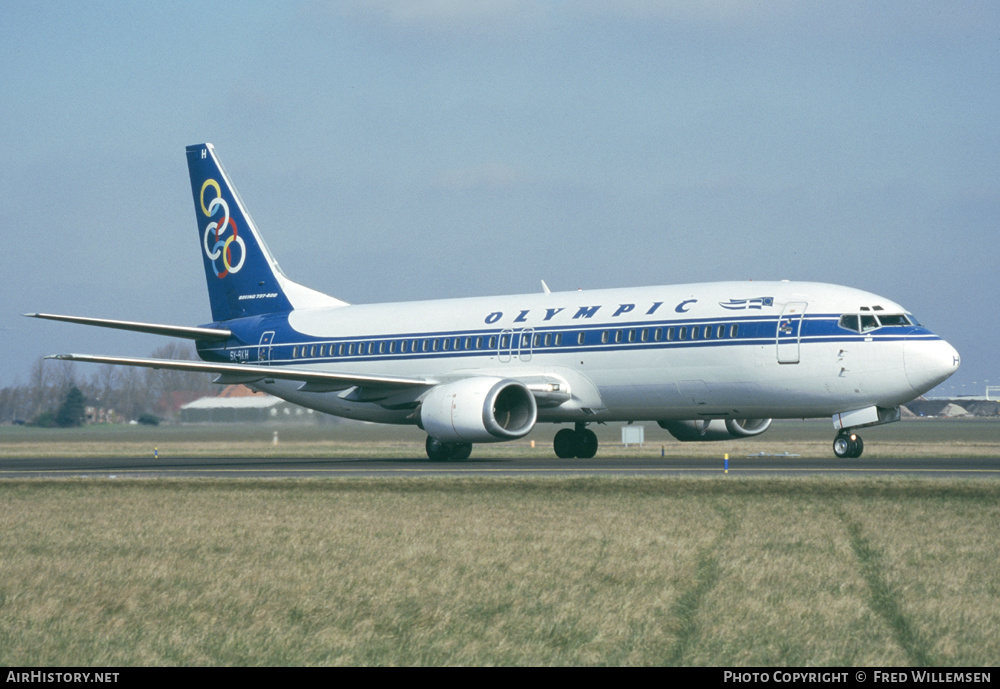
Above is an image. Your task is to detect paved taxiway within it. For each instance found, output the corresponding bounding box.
[1,455,997,479]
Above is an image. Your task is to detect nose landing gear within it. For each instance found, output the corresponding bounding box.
[833,430,864,459]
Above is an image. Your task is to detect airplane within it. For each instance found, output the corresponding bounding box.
[27,143,961,460]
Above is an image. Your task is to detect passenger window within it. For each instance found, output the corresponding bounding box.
[555,333,563,346]
[389,341,396,354]
[488,336,497,349]
[679,327,687,340]
[627,329,636,343]
[601,331,609,344]
[292,346,298,358]
[378,342,385,354]
[716,325,725,339]
[654,328,662,341]
[667,327,675,341]
[441,338,449,351]
[691,327,699,340]
[614,330,623,344]
[641,329,648,342]
[729,324,738,338]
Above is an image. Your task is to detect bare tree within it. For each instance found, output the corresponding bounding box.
[28,357,51,420]
[143,343,215,418]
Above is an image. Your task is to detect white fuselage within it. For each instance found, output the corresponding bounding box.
[197,280,959,426]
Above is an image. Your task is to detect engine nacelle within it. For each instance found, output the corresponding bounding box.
[420,377,538,444]
[658,418,772,442]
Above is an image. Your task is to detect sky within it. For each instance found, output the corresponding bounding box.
[2,0,998,398]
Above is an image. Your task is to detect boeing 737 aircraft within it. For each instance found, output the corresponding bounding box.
[28,143,960,460]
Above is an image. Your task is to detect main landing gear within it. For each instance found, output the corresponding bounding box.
[833,430,864,459]
[425,436,473,462]
[553,423,599,459]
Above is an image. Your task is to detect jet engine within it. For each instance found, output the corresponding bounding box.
[420,377,538,444]
[658,418,772,442]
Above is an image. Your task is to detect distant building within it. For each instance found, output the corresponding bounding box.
[179,385,319,424]
[84,407,117,424]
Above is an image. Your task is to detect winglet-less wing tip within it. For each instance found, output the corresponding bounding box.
[26,313,232,340]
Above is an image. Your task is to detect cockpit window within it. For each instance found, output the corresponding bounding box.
[876,314,912,327]
[838,315,859,332]
[860,315,879,332]
[839,313,914,333]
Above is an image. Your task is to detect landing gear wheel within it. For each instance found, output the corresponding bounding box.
[552,427,599,458]
[553,429,577,458]
[576,429,598,459]
[426,436,452,461]
[425,437,473,461]
[833,432,864,459]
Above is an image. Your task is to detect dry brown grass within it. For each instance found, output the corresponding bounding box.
[0,477,996,665]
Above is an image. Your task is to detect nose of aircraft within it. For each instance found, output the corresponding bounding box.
[904,338,960,395]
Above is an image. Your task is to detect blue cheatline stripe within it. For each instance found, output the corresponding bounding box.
[198,312,940,367]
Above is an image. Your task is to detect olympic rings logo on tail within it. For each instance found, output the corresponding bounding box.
[200,178,246,278]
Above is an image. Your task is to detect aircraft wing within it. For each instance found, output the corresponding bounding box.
[25,313,232,340]
[46,354,436,391]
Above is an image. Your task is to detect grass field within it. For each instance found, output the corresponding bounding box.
[1,418,998,459]
[0,476,997,666]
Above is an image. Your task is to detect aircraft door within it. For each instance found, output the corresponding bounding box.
[776,302,807,364]
[258,331,275,364]
[498,328,534,363]
[498,329,513,363]
[518,327,534,362]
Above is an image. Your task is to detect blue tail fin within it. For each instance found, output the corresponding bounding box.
[186,143,346,322]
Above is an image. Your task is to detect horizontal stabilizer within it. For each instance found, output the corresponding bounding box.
[46,354,435,390]
[25,313,231,340]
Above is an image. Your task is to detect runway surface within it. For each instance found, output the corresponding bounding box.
[1,455,997,479]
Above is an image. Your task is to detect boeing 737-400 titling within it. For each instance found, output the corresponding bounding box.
[28,144,960,460]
